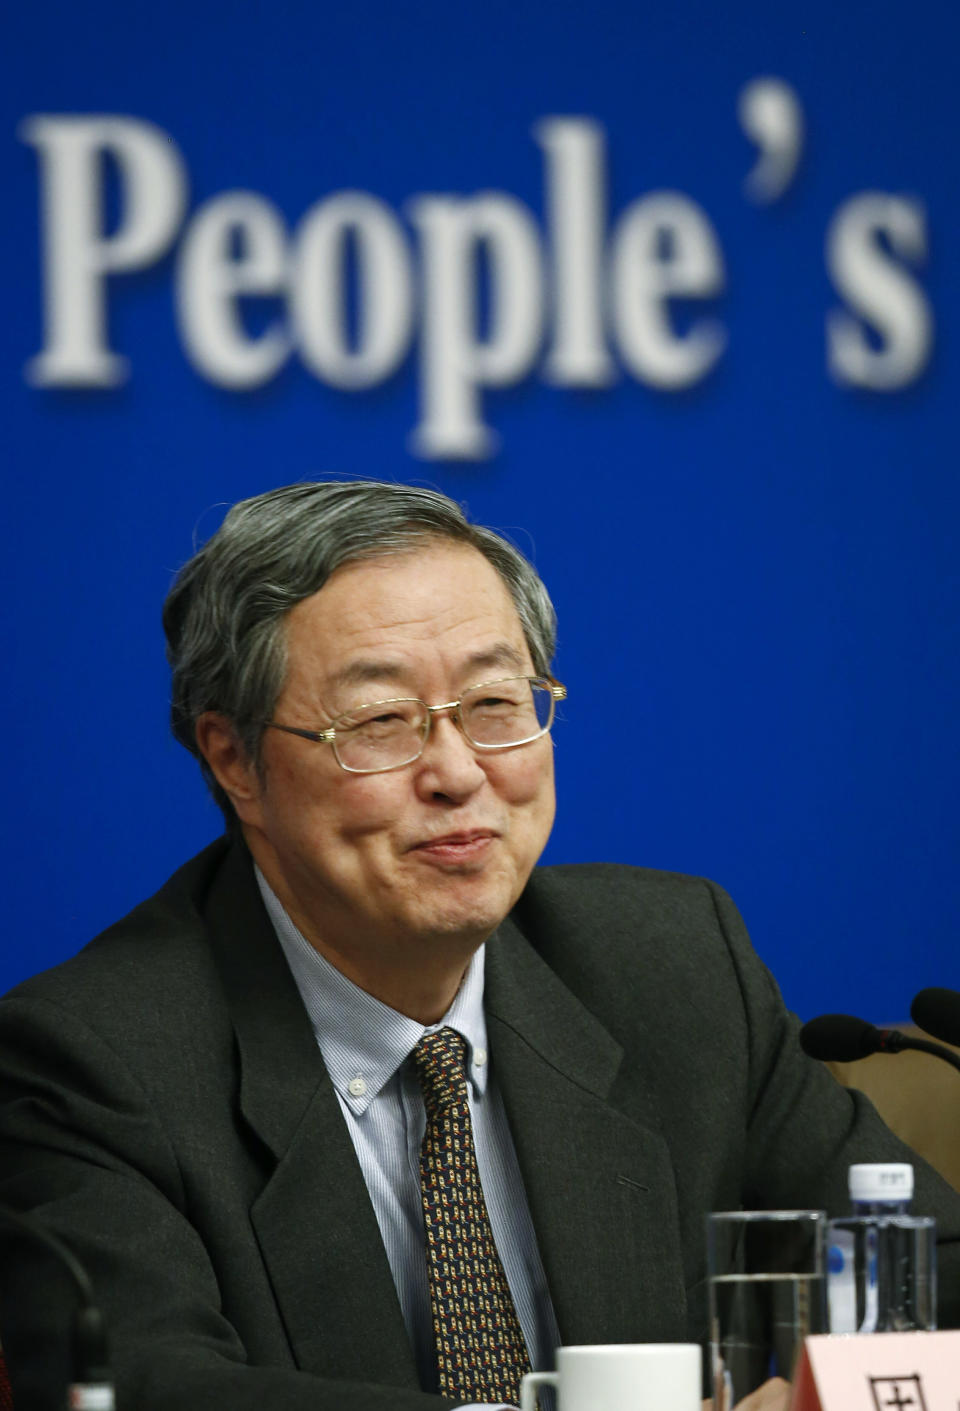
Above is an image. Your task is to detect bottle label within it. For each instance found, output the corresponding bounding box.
[827,1228,857,1333]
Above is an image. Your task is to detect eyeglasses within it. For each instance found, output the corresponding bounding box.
[265,675,567,774]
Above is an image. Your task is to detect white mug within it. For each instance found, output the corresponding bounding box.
[520,1343,702,1411]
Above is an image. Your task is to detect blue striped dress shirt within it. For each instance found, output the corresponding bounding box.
[256,869,560,1407]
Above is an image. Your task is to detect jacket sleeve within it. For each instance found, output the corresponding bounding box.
[0,994,456,1411]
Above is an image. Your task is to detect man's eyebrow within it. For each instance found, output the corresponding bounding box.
[327,660,410,692]
[327,642,529,695]
[460,643,529,676]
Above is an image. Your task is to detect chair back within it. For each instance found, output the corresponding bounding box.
[827,1025,960,1192]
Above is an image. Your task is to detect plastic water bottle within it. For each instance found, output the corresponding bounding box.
[827,1163,936,1333]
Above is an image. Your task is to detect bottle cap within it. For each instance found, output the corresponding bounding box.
[848,1162,913,1202]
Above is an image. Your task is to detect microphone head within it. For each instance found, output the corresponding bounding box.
[799,1013,882,1062]
[910,987,960,1047]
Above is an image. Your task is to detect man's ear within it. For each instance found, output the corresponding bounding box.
[195,713,264,824]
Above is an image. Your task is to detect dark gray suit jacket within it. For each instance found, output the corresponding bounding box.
[1,838,958,1410]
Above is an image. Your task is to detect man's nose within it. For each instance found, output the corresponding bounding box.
[414,711,486,800]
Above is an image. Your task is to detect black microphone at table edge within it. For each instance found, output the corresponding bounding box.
[0,1205,115,1407]
[799,1011,960,1075]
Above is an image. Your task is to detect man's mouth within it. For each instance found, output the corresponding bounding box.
[408,830,498,862]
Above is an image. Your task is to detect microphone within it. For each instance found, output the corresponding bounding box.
[799,1012,960,1075]
[911,988,960,1048]
[0,1206,115,1409]
[800,1013,908,1061]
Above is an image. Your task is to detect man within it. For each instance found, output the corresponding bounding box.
[0,480,957,1411]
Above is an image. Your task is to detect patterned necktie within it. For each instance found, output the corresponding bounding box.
[414,1026,531,1405]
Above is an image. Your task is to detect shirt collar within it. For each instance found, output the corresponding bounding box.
[255,867,490,1114]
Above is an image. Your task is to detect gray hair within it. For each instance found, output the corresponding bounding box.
[163,480,557,820]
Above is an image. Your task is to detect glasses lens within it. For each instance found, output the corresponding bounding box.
[333,699,426,772]
[461,678,554,748]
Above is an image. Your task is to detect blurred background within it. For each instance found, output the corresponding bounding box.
[4,0,958,1020]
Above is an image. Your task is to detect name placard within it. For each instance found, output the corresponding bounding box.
[790,1331,960,1411]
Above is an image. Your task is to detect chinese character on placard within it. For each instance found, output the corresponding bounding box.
[868,1374,928,1411]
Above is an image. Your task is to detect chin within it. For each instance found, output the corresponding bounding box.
[412,878,517,943]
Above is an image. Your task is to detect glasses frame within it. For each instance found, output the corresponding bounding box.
[265,675,567,775]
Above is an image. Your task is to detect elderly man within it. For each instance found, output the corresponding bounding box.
[0,481,957,1411]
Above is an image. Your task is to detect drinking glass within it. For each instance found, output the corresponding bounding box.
[707,1210,827,1410]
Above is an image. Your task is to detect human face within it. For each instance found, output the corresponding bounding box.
[223,542,556,999]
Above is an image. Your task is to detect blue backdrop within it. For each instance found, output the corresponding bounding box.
[4,0,958,1021]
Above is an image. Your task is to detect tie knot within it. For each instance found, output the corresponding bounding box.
[413,1027,469,1114]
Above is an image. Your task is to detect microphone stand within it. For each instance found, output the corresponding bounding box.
[0,1207,115,1410]
[867,1027,960,1074]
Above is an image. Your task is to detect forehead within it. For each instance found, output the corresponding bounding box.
[280,542,531,692]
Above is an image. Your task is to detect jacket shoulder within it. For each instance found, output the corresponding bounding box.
[506,862,757,1030]
[514,861,734,939]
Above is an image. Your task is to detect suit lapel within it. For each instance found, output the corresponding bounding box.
[485,915,689,1347]
[203,843,419,1387]
[201,843,689,1370]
